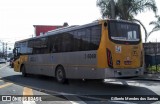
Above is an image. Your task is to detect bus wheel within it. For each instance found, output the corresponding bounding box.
[21,65,27,77]
[56,66,67,84]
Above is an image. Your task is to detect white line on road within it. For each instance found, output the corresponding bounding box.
[65,96,87,104]
[23,101,36,104]
[0,64,9,70]
[109,100,137,104]
[60,92,87,104]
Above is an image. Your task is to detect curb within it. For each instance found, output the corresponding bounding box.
[132,77,160,81]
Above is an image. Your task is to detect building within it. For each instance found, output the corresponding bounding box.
[33,25,63,37]
[33,23,69,37]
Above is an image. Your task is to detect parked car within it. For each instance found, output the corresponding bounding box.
[7,58,10,62]
[0,58,6,64]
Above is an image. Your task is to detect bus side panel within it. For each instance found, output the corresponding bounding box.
[24,51,104,79]
[14,55,28,72]
[26,55,38,74]
[26,54,55,76]
[52,51,100,79]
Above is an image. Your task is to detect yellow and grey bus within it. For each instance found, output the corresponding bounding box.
[13,19,144,83]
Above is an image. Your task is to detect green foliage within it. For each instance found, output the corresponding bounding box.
[147,65,160,73]
[96,0,114,18]
[149,15,160,31]
[146,15,160,41]
[96,0,157,20]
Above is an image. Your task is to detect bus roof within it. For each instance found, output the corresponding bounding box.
[15,19,138,44]
[15,20,100,43]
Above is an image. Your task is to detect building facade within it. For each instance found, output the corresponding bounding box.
[33,25,63,36]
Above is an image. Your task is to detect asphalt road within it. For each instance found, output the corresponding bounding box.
[0,63,160,104]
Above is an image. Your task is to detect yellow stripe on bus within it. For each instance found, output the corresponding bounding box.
[0,83,13,89]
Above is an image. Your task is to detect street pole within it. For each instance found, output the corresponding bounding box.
[6,43,7,59]
[3,42,5,58]
[156,39,158,72]
[110,0,115,19]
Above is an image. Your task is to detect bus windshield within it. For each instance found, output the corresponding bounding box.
[109,21,140,43]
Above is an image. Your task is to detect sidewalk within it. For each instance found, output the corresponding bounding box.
[133,73,160,81]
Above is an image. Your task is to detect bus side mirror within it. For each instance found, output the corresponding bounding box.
[104,22,108,27]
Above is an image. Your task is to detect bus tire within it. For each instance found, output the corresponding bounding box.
[21,65,27,77]
[55,66,68,84]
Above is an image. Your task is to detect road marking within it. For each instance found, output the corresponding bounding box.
[60,92,87,104]
[66,96,87,104]
[23,87,33,95]
[2,78,133,104]
[0,83,13,89]
[0,64,9,70]
[109,101,137,104]
[23,87,36,104]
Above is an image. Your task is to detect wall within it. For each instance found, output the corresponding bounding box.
[34,25,63,36]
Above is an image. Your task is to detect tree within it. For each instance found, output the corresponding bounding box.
[96,0,116,19]
[97,0,157,42]
[63,22,69,27]
[148,15,160,41]
[96,0,157,20]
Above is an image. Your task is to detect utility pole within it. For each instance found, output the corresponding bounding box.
[110,0,115,19]
[6,43,7,59]
[3,42,5,58]
[155,39,158,72]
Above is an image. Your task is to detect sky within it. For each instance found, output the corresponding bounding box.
[0,0,160,50]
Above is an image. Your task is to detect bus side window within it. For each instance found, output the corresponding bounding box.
[13,47,20,60]
[51,45,57,53]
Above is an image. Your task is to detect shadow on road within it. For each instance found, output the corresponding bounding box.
[1,74,160,103]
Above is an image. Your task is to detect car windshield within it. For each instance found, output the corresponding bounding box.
[109,21,140,42]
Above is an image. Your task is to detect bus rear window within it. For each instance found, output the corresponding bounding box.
[109,21,141,44]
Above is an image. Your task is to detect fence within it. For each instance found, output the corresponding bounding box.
[143,43,160,73]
